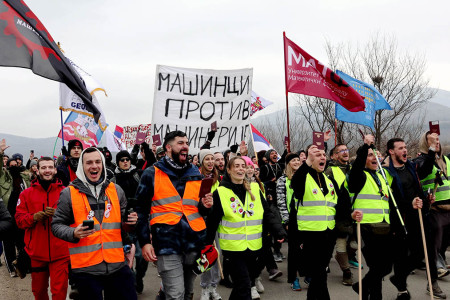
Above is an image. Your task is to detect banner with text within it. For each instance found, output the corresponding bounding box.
[152,65,253,153]
[121,124,152,149]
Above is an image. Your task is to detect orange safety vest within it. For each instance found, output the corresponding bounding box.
[68,183,125,269]
[151,167,206,231]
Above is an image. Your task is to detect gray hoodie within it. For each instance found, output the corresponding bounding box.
[51,148,128,275]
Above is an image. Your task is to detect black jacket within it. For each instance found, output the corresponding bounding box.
[0,200,12,239]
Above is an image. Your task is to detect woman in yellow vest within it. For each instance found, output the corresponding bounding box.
[290,145,360,300]
[348,135,391,300]
[206,156,286,300]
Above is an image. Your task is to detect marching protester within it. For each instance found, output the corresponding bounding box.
[276,152,304,291]
[214,152,226,176]
[136,130,213,300]
[383,138,429,300]
[325,144,355,286]
[198,149,222,300]
[15,157,69,300]
[102,147,116,180]
[131,142,156,170]
[348,134,393,300]
[51,147,138,299]
[156,147,166,160]
[57,139,83,187]
[290,145,359,300]
[112,150,149,294]
[415,131,450,299]
[0,139,31,277]
[206,156,286,300]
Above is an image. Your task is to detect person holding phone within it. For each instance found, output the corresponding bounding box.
[52,147,138,300]
[136,131,213,300]
[206,156,286,300]
[15,157,69,299]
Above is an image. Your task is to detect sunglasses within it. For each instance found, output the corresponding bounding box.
[120,158,130,162]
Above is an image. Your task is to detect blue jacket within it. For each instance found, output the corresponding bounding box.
[136,157,208,256]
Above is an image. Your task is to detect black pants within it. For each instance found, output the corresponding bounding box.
[392,212,423,291]
[301,229,336,300]
[287,229,303,283]
[426,210,450,281]
[360,225,393,300]
[72,265,137,300]
[226,250,260,300]
[256,233,277,275]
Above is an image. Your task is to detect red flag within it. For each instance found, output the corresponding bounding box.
[0,0,100,121]
[283,34,365,112]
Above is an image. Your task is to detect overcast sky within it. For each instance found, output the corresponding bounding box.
[1,0,449,138]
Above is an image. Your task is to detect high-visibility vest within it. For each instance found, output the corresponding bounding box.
[296,173,337,231]
[251,181,265,198]
[211,180,219,194]
[330,166,347,189]
[217,184,263,251]
[68,183,124,269]
[353,171,390,224]
[420,156,450,202]
[286,178,294,213]
[151,167,205,231]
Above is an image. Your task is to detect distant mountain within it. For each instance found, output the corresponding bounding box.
[430,88,450,108]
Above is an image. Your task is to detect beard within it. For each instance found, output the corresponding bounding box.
[395,153,406,165]
[172,150,187,165]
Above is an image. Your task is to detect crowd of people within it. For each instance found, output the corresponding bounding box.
[0,128,449,300]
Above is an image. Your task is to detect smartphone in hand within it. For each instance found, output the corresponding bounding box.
[82,220,94,230]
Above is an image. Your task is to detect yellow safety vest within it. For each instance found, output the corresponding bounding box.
[217,184,263,251]
[420,156,450,202]
[296,173,337,231]
[353,171,390,224]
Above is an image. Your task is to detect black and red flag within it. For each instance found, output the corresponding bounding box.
[0,0,100,121]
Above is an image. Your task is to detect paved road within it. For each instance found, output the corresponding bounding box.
[1,250,449,299]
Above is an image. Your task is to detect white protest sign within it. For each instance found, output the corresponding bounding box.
[152,65,252,153]
[120,124,152,149]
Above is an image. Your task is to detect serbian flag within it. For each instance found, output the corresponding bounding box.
[0,0,100,120]
[58,111,105,149]
[250,124,280,160]
[250,91,273,116]
[283,33,365,112]
[114,125,123,139]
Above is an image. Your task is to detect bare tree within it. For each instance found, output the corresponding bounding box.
[296,33,435,151]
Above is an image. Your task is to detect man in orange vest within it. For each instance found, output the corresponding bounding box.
[137,131,213,300]
[52,147,138,300]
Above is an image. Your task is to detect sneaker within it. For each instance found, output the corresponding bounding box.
[427,281,447,299]
[255,277,264,293]
[396,291,411,300]
[438,268,450,279]
[200,287,210,300]
[304,277,311,286]
[273,253,283,262]
[342,268,353,286]
[268,268,283,280]
[209,286,222,300]
[291,277,302,291]
[348,258,363,269]
[251,286,260,300]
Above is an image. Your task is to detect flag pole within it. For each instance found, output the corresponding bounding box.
[60,109,65,148]
[283,31,291,153]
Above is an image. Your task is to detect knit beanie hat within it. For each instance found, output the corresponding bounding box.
[30,160,38,168]
[285,152,300,165]
[199,149,214,165]
[12,153,23,161]
[241,156,254,167]
[116,150,131,165]
[68,139,83,155]
[264,149,276,161]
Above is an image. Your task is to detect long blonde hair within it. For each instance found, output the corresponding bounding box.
[227,156,256,201]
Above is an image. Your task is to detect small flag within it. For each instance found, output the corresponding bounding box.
[114,125,124,139]
[250,91,273,116]
[58,111,105,148]
[250,124,280,160]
